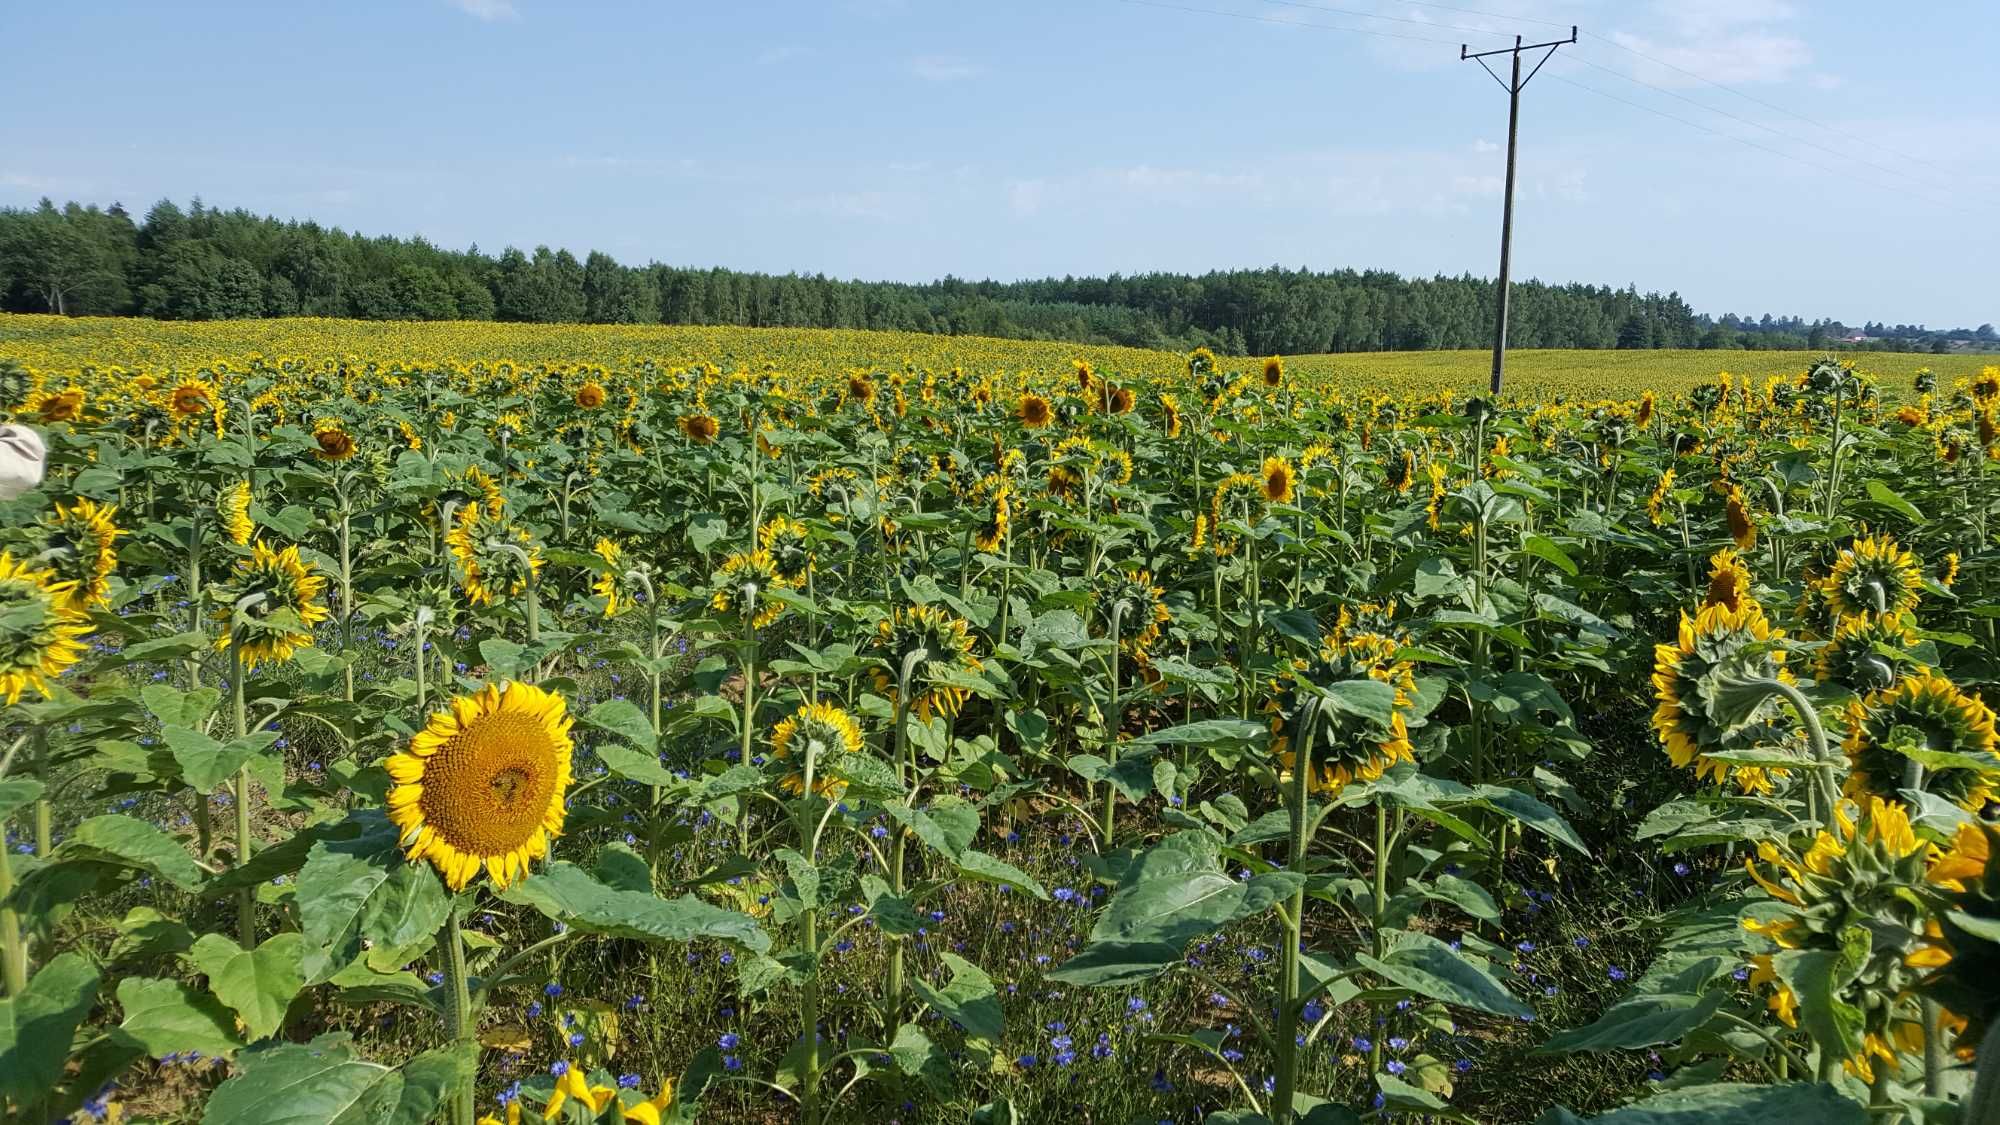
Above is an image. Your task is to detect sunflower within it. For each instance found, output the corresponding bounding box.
[1650,600,1790,793]
[591,538,628,617]
[1724,484,1756,550]
[972,477,1011,553]
[1103,569,1171,660]
[42,497,122,612]
[846,373,878,407]
[437,464,507,522]
[869,604,982,721]
[1262,355,1284,387]
[620,1082,678,1125]
[1384,449,1416,494]
[711,550,785,629]
[0,553,91,704]
[1018,393,1053,429]
[27,386,87,424]
[677,413,720,444]
[1260,456,1296,504]
[574,380,607,410]
[211,540,331,671]
[1646,469,1675,527]
[219,480,254,546]
[757,516,813,587]
[1425,461,1449,531]
[312,419,356,461]
[1815,611,1925,692]
[446,506,543,608]
[1267,632,1416,798]
[1940,551,1960,588]
[385,681,571,892]
[1700,547,1754,613]
[1159,393,1183,438]
[1635,391,1655,428]
[769,701,864,797]
[1822,533,1924,618]
[167,378,216,419]
[1843,672,1999,811]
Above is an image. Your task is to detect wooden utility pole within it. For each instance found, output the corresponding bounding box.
[1463,27,1576,397]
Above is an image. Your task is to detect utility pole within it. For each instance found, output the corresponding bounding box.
[1462,27,1576,397]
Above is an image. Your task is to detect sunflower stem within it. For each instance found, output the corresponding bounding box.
[442,902,476,1125]
[1099,601,1125,847]
[1271,705,1318,1125]
[230,632,255,949]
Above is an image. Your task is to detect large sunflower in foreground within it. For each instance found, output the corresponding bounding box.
[0,552,91,704]
[769,701,864,797]
[212,540,331,671]
[42,497,123,612]
[1650,599,1790,794]
[869,604,983,721]
[1843,672,1999,811]
[1266,631,1416,798]
[386,681,573,891]
[1822,533,1924,619]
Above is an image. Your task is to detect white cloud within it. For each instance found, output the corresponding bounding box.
[1473,139,1501,154]
[757,45,811,65]
[911,55,983,82]
[444,0,520,22]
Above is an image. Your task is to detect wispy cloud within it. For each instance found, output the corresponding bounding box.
[911,54,983,82]
[758,45,811,66]
[444,0,520,22]
[1603,0,1809,86]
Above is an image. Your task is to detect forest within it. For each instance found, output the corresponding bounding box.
[1,197,1992,357]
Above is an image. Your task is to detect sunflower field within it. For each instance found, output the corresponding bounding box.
[0,325,1997,1125]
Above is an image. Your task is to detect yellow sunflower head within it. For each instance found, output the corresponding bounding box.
[757,516,813,587]
[1842,672,1999,811]
[1724,484,1756,550]
[1262,355,1284,388]
[167,378,216,419]
[711,550,785,630]
[677,413,720,444]
[211,540,331,671]
[446,507,543,608]
[1260,456,1296,504]
[41,497,123,612]
[1646,468,1676,527]
[1159,393,1184,438]
[29,386,88,424]
[591,537,627,618]
[972,478,1011,554]
[770,701,864,798]
[219,480,254,546]
[1384,449,1416,494]
[870,605,982,721]
[1266,631,1416,798]
[0,552,91,704]
[574,381,607,410]
[1823,533,1924,619]
[1018,393,1053,429]
[312,419,356,461]
[1650,600,1790,792]
[1814,611,1925,693]
[386,681,573,891]
[1700,548,1755,613]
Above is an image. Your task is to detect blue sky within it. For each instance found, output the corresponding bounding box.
[4,0,1994,327]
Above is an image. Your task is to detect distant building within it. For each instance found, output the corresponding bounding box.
[1841,333,1872,343]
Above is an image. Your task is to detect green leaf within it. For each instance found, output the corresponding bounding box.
[296,835,395,984]
[1773,938,1867,1066]
[1316,678,1399,726]
[909,951,1003,1043]
[111,906,197,962]
[581,697,657,753]
[190,932,306,1042]
[1532,1082,1866,1124]
[1358,933,1530,1019]
[1538,990,1725,1053]
[1125,719,1267,749]
[478,638,528,680]
[502,862,770,953]
[688,513,729,556]
[1522,534,1580,576]
[201,1033,474,1125]
[1863,480,1925,524]
[53,813,206,889]
[860,874,926,936]
[165,728,281,794]
[143,682,223,729]
[0,952,100,1104]
[956,850,1049,899]
[1044,940,1185,987]
[115,976,246,1057]
[594,744,677,788]
[1474,785,1589,855]
[0,778,43,820]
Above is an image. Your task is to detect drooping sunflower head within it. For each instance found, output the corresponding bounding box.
[446,506,543,608]
[1260,456,1296,504]
[870,604,982,721]
[1159,392,1184,438]
[1920,821,2000,1053]
[1101,569,1171,660]
[1018,393,1053,430]
[41,497,123,612]
[678,413,721,444]
[591,537,629,618]
[1384,449,1416,494]
[219,480,254,546]
[0,552,91,705]
[847,373,879,406]
[211,539,331,671]
[1843,672,1999,811]
[711,549,785,629]
[1646,468,1676,527]
[312,419,356,461]
[573,380,607,410]
[1262,355,1284,388]
[1823,533,1924,619]
[1815,611,1925,693]
[757,516,813,587]
[1650,600,1791,792]
[1635,391,1656,428]
[1700,548,1755,613]
[1725,484,1756,550]
[1425,461,1451,531]
[769,701,865,798]
[972,476,1011,553]
[385,681,573,891]
[1266,631,1416,798]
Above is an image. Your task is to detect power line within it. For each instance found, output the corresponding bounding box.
[1251,0,1529,41]
[1583,32,1957,176]
[1110,0,1467,46]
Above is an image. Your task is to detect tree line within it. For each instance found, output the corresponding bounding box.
[1,197,1991,356]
